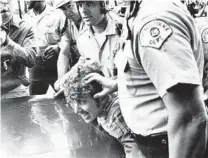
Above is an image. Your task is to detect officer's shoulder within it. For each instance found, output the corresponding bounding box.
[14,15,33,32]
[133,2,191,49]
[133,14,173,49]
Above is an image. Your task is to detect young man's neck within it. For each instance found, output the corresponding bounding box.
[92,15,108,34]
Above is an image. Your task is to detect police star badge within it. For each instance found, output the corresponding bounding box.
[202,28,208,43]
[140,20,173,49]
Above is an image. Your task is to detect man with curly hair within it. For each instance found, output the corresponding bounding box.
[62,58,141,158]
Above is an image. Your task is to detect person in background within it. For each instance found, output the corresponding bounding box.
[84,0,208,157]
[63,58,141,158]
[55,0,81,81]
[23,0,69,95]
[54,0,123,96]
[0,0,36,98]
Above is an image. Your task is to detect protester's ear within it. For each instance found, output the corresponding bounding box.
[97,96,107,108]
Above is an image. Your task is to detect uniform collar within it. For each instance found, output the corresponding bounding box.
[79,14,117,37]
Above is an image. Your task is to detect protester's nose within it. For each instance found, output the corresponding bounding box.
[73,103,79,114]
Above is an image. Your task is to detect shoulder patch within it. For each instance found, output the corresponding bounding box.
[202,28,208,43]
[140,20,173,49]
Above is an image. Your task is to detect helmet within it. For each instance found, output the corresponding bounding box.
[55,0,72,8]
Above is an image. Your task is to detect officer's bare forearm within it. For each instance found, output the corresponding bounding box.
[163,85,207,158]
[57,53,70,79]
[168,111,207,158]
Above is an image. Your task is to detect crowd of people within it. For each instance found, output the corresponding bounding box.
[1,0,208,158]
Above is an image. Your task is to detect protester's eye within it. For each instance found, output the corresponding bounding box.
[81,99,87,104]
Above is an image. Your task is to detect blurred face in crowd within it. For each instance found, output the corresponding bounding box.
[27,0,45,10]
[71,94,103,123]
[0,0,13,24]
[61,2,81,24]
[77,1,105,26]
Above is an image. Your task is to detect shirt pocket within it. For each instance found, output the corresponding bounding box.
[44,19,60,44]
[122,57,141,96]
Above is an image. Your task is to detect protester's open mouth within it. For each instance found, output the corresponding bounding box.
[78,110,91,120]
[81,114,91,120]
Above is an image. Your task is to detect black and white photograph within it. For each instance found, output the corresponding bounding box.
[1,0,208,157]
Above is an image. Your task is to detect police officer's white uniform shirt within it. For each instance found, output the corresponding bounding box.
[77,15,120,77]
[115,0,204,136]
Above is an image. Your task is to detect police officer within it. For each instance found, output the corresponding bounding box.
[54,0,123,96]
[0,0,36,98]
[75,0,122,77]
[84,0,208,157]
[55,0,81,80]
[24,0,69,95]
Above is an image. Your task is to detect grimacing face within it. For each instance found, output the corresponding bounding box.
[71,94,103,123]
[77,1,105,26]
[0,0,12,24]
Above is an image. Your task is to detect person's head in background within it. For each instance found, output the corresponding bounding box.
[63,59,107,123]
[56,0,81,28]
[75,0,107,27]
[0,0,13,24]
[181,0,185,4]
[27,0,46,13]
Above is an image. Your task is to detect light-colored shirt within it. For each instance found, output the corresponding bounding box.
[23,6,67,49]
[77,15,122,77]
[115,0,204,136]
[23,6,69,80]
[1,15,36,97]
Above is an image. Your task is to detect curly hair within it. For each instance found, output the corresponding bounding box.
[63,59,104,107]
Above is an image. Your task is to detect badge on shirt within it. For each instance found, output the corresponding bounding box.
[202,28,208,43]
[140,20,173,49]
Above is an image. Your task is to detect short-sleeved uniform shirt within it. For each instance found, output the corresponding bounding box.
[77,15,121,77]
[115,0,204,136]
